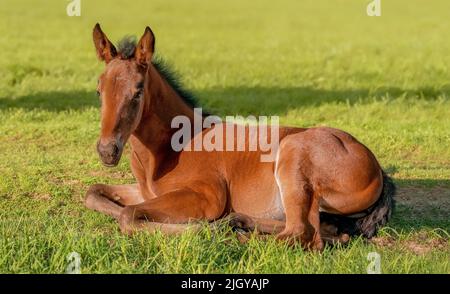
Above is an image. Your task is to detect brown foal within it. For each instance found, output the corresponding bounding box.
[85,24,395,250]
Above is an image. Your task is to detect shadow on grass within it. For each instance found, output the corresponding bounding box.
[0,86,448,114]
[390,179,450,232]
[0,90,99,112]
[199,86,449,116]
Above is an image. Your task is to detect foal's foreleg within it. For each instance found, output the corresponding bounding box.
[118,188,225,235]
[85,184,206,235]
[85,183,144,220]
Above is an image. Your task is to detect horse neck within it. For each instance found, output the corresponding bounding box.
[132,64,197,155]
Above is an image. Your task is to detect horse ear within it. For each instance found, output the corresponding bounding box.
[93,23,117,63]
[135,26,155,67]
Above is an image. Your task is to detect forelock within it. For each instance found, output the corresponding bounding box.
[117,36,137,59]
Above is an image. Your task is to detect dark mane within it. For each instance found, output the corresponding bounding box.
[116,36,206,113]
[151,56,205,112]
[117,36,137,59]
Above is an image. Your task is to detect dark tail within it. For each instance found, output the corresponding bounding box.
[320,171,396,239]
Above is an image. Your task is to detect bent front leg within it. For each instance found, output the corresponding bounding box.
[119,188,226,234]
[85,183,144,220]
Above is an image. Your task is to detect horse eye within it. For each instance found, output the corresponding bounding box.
[133,89,143,100]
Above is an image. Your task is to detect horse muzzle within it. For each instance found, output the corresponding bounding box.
[97,140,123,167]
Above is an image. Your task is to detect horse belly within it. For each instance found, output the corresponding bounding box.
[229,175,286,221]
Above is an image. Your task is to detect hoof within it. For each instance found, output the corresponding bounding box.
[84,184,105,208]
[276,227,322,250]
[228,213,254,230]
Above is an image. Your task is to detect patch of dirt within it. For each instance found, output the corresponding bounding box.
[371,234,449,255]
[370,236,396,247]
[404,238,448,255]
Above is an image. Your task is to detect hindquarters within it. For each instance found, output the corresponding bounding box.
[274,127,393,248]
[320,171,395,238]
[279,127,385,214]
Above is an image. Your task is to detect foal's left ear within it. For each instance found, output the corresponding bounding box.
[135,27,155,67]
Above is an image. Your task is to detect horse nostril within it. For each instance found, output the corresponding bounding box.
[111,144,119,156]
[97,141,119,158]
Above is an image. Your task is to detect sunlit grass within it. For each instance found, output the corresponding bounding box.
[0,0,449,273]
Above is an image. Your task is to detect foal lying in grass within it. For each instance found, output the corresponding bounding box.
[85,24,395,250]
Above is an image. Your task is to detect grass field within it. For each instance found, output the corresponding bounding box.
[0,0,449,273]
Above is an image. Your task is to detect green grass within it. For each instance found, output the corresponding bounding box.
[0,0,449,273]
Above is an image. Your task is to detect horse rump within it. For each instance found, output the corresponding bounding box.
[320,171,396,239]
